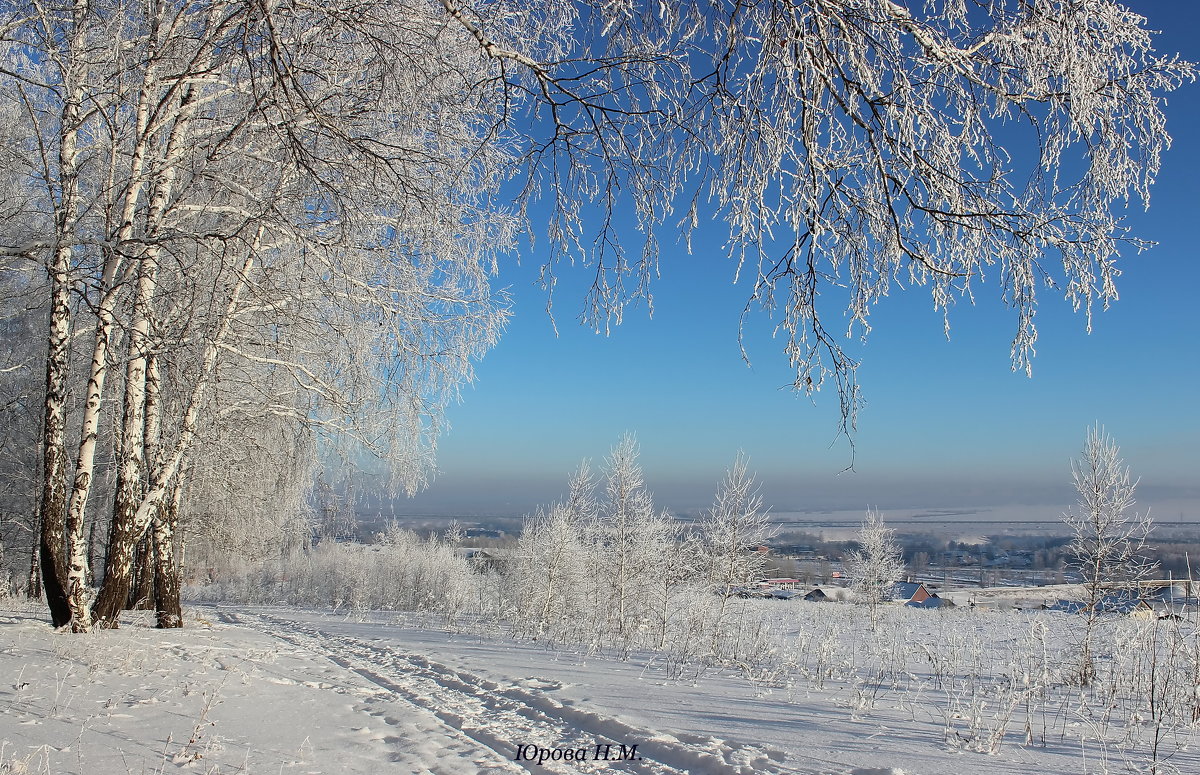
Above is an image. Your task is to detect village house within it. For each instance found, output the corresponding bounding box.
[890,581,935,604]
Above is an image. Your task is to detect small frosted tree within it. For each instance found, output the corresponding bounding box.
[847,509,906,625]
[513,463,595,642]
[1063,424,1155,685]
[700,453,773,650]
[589,435,675,655]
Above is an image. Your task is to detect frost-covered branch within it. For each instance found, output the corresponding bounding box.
[449,0,1193,434]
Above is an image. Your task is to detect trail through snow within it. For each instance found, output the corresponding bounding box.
[0,602,795,775]
[218,608,786,775]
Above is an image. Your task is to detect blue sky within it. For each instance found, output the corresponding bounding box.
[392,2,1200,519]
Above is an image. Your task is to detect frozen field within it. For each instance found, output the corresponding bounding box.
[3,598,1197,775]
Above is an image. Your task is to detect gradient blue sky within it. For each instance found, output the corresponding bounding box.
[392,2,1199,519]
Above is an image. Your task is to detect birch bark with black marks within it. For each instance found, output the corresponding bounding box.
[27,543,41,600]
[152,470,185,628]
[92,246,255,628]
[102,80,197,626]
[35,0,90,629]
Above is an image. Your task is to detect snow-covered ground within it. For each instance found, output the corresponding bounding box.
[2,599,1196,775]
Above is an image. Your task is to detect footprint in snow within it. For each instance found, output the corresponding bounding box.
[265,677,298,685]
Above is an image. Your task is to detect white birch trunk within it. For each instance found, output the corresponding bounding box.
[62,56,162,624]
[140,252,252,527]
[152,470,185,628]
[103,258,156,615]
[93,246,254,627]
[62,289,117,630]
[27,543,42,600]
[112,84,193,530]
[94,81,200,626]
[40,0,89,629]
[38,241,73,626]
[144,352,161,477]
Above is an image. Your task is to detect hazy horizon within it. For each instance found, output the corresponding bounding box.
[366,467,1200,527]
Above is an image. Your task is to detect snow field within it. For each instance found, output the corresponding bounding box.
[5,590,1200,775]
[219,608,785,774]
[0,601,518,774]
[222,602,1200,774]
[1,600,787,775]
[190,531,1200,775]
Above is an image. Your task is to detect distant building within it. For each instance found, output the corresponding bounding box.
[890,581,935,604]
[757,578,803,591]
[906,596,951,609]
[455,548,502,572]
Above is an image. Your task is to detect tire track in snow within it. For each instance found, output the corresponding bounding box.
[218,608,792,775]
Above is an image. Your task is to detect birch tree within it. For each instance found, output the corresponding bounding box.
[847,509,906,625]
[2,0,512,629]
[1064,424,1155,685]
[700,453,772,649]
[588,435,678,654]
[514,464,594,641]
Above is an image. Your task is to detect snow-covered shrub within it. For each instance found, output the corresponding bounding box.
[501,438,683,657]
[654,585,721,680]
[500,438,785,668]
[189,525,479,618]
[507,470,594,645]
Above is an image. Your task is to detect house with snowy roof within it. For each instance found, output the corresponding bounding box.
[906,596,951,609]
[890,581,935,604]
